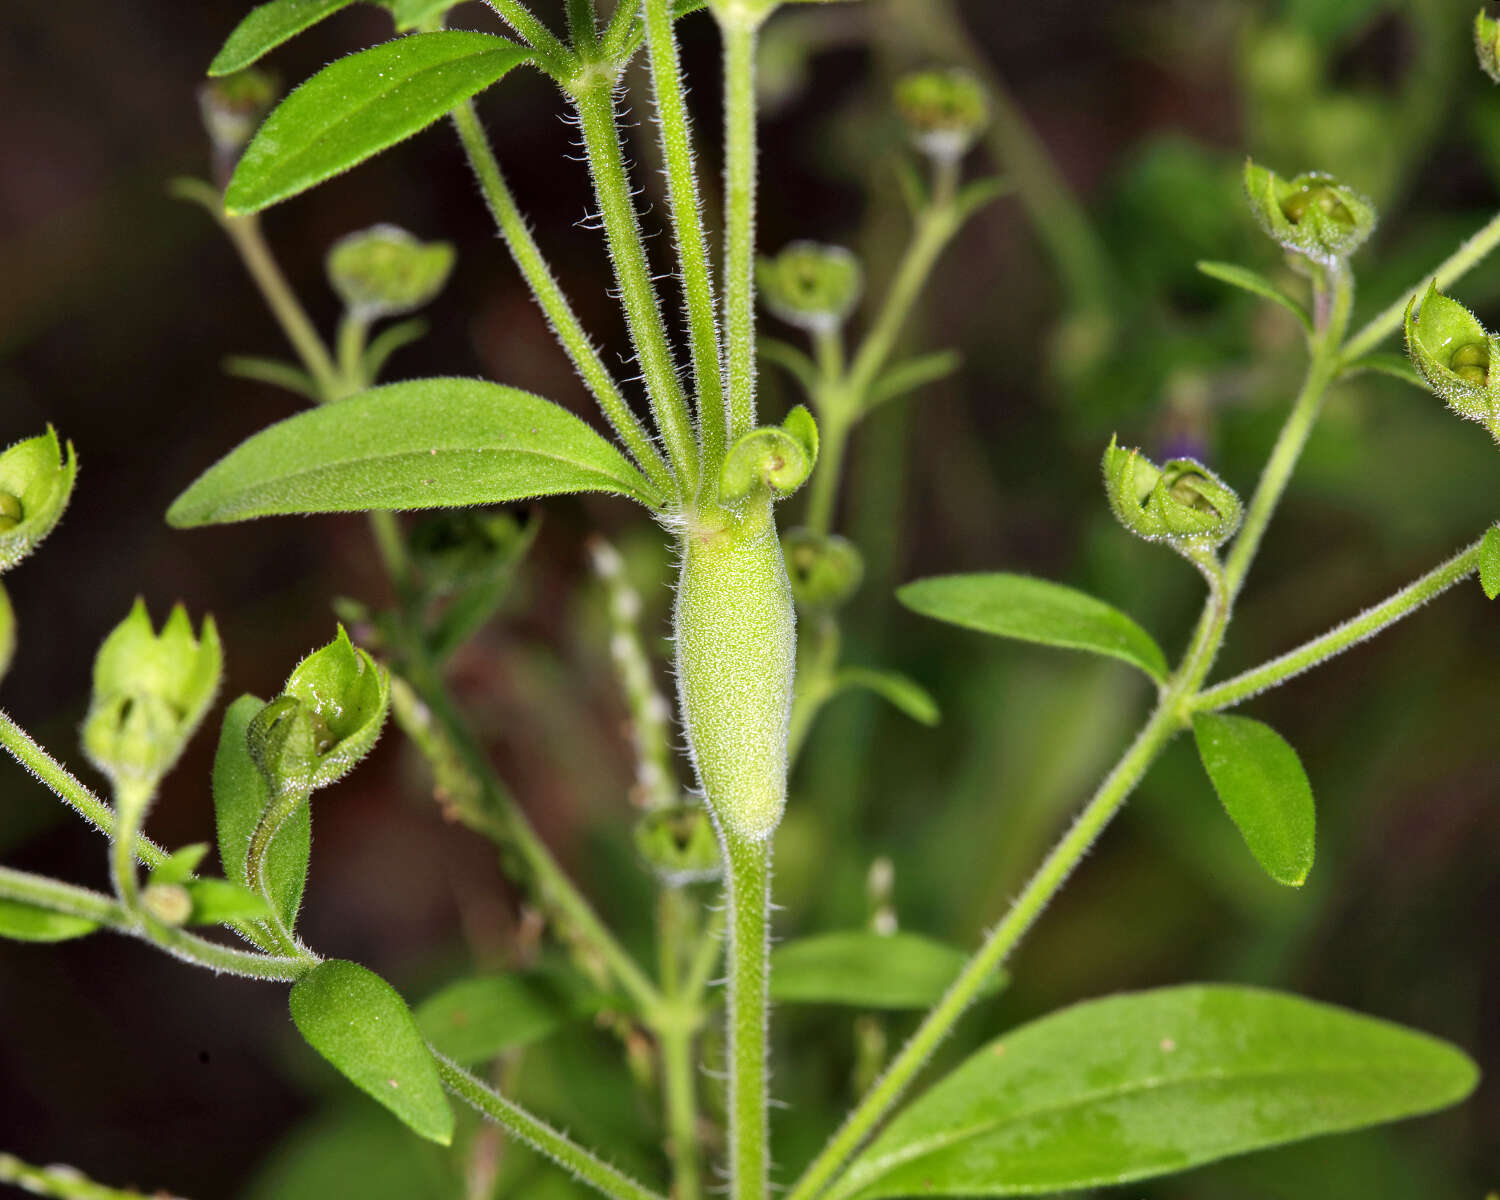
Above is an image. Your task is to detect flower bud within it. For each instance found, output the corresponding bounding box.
[0,428,78,573]
[82,601,222,793]
[1242,160,1375,264]
[719,406,819,506]
[326,224,455,322]
[894,68,989,163]
[782,527,864,612]
[1477,9,1500,84]
[1404,281,1500,435]
[757,242,863,334]
[249,627,389,797]
[633,804,723,885]
[1103,437,1243,550]
[142,883,194,927]
[198,69,277,162]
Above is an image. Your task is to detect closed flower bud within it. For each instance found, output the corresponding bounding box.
[0,428,78,574]
[198,69,277,162]
[1477,9,1500,84]
[1103,437,1243,551]
[894,68,990,163]
[326,224,455,322]
[249,627,389,797]
[719,406,819,506]
[1242,160,1375,264]
[1404,282,1500,436]
[782,527,864,612]
[142,883,194,927]
[633,804,723,885]
[758,242,863,334]
[83,601,222,793]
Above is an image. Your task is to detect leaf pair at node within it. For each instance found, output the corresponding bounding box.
[140,842,271,928]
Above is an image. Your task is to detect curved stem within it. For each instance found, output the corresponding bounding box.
[722,829,770,1200]
[720,11,762,439]
[436,1054,669,1200]
[450,101,674,498]
[574,82,700,497]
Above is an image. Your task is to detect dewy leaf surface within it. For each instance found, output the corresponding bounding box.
[225,33,531,214]
[209,0,360,76]
[836,985,1477,1199]
[1192,712,1316,887]
[898,573,1169,682]
[213,694,310,929]
[168,378,662,526]
[770,931,1001,1009]
[290,959,454,1145]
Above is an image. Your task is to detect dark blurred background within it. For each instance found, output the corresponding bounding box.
[2,0,1497,1195]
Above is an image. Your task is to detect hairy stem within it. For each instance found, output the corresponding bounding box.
[722,829,770,1200]
[720,11,762,439]
[0,1152,180,1200]
[482,0,573,69]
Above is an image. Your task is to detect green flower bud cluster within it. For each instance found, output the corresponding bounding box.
[1404,282,1500,438]
[1103,437,1243,552]
[248,627,389,799]
[1477,9,1500,84]
[0,428,77,574]
[757,242,864,334]
[894,68,990,163]
[719,405,820,506]
[326,225,455,322]
[782,527,864,612]
[633,804,722,885]
[197,68,277,160]
[82,600,223,794]
[1242,160,1375,265]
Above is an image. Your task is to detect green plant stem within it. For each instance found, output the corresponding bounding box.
[573,82,700,497]
[481,0,572,70]
[1196,535,1483,713]
[660,1026,703,1200]
[644,0,728,471]
[436,1054,669,1200]
[683,899,727,1002]
[722,829,770,1200]
[221,215,343,398]
[243,787,311,956]
[1223,262,1352,598]
[335,311,369,393]
[450,101,674,497]
[719,10,762,439]
[1342,208,1500,362]
[787,613,840,764]
[107,782,152,913]
[0,1152,182,1200]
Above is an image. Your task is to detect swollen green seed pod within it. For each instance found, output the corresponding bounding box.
[1243,160,1375,264]
[673,505,796,843]
[1404,281,1500,436]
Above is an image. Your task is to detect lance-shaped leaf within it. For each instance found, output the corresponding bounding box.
[225,33,531,215]
[1192,712,1316,887]
[898,573,1168,683]
[0,900,98,943]
[209,0,361,76]
[290,959,454,1145]
[1196,260,1311,332]
[168,378,663,527]
[836,985,1477,1198]
[769,931,1001,1010]
[831,668,939,727]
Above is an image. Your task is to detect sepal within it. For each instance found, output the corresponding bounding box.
[894,68,989,163]
[720,406,819,505]
[757,242,863,334]
[1103,437,1242,550]
[0,428,78,573]
[1403,282,1500,434]
[1242,160,1375,264]
[1477,8,1500,84]
[326,224,455,322]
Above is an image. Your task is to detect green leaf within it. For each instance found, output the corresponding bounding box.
[1341,352,1425,390]
[290,959,455,1145]
[225,33,532,215]
[168,378,663,527]
[837,985,1478,1198]
[1192,712,1316,887]
[1480,526,1500,600]
[832,668,939,726]
[209,0,361,76]
[415,967,605,1065]
[0,899,98,943]
[769,931,1001,1009]
[867,349,961,410]
[185,878,275,925]
[213,694,310,929]
[898,573,1169,683]
[1196,260,1312,332]
[759,337,819,394]
[361,318,429,382]
[225,355,323,403]
[149,843,210,887]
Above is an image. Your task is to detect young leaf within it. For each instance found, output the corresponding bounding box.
[225,34,532,215]
[209,0,361,76]
[149,843,211,887]
[836,985,1477,1198]
[0,899,98,943]
[415,968,606,1065]
[289,960,455,1145]
[361,318,430,382]
[831,668,939,726]
[1480,526,1500,600]
[769,932,1001,1009]
[1341,352,1425,390]
[213,694,310,929]
[167,378,663,527]
[898,573,1169,683]
[185,878,274,925]
[1196,260,1312,332]
[867,349,962,410]
[1192,712,1316,887]
[224,355,323,403]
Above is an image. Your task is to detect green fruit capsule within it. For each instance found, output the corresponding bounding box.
[1450,341,1490,385]
[0,492,22,533]
[673,506,796,843]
